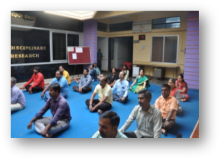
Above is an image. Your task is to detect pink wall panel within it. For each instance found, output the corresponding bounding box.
[83,19,97,65]
[184,11,199,89]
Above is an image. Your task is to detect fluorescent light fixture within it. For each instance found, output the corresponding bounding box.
[44,11,97,20]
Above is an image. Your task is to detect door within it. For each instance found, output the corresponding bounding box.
[108,38,114,71]
[97,37,108,71]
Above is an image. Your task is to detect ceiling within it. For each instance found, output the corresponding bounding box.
[94,10,153,24]
[44,11,144,21]
[44,11,188,25]
[94,11,146,24]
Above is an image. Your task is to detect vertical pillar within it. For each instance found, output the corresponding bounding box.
[83,19,97,68]
[184,11,199,89]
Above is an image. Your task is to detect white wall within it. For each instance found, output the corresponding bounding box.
[97,37,108,71]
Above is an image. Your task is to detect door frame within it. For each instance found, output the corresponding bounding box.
[108,36,133,72]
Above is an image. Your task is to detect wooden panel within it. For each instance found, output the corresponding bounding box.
[191,121,199,138]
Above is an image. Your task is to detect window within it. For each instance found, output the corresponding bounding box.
[11,27,50,64]
[67,34,79,46]
[98,22,107,32]
[110,38,114,60]
[151,36,178,63]
[52,32,66,60]
[11,25,81,66]
[152,17,180,29]
[109,22,133,32]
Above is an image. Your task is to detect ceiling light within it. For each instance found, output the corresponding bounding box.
[44,11,97,20]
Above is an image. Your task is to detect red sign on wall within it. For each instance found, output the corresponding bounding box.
[139,35,145,40]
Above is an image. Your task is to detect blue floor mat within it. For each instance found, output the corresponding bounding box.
[11,81,199,138]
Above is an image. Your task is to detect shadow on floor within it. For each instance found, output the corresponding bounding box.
[52,128,70,138]
[163,123,184,138]
[176,110,184,117]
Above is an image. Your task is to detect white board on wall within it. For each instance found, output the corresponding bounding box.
[132,21,152,33]
[133,66,140,77]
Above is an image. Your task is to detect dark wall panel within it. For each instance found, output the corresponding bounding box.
[11,11,83,83]
[11,63,83,83]
[11,27,50,64]
[11,11,83,32]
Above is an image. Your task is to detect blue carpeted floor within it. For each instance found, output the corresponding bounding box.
[11,81,199,138]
